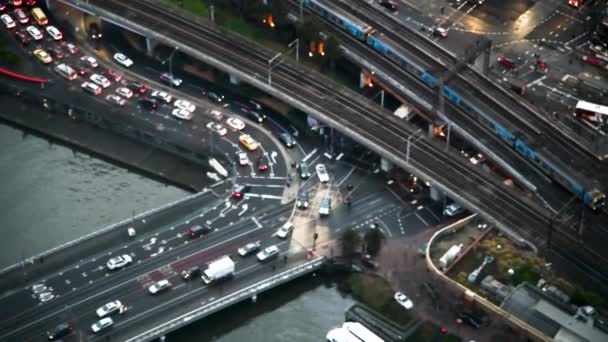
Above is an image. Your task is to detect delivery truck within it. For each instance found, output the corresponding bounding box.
[201,256,235,284]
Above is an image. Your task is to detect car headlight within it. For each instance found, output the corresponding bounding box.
[304,202,308,207]
[297,201,302,206]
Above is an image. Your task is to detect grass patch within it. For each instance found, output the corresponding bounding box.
[166,0,209,17]
[407,321,461,342]
[346,273,412,326]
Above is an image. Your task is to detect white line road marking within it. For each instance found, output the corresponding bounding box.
[337,167,356,187]
[526,75,547,88]
[270,151,278,164]
[415,213,430,227]
[251,217,262,228]
[243,184,285,188]
[238,204,249,217]
[302,148,317,162]
[245,193,283,200]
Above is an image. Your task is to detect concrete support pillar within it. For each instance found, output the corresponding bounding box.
[146,37,156,56]
[380,157,393,173]
[429,186,442,202]
[427,122,436,137]
[229,73,240,85]
[359,71,371,88]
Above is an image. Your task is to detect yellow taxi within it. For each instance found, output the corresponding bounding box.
[239,134,259,151]
[33,49,52,64]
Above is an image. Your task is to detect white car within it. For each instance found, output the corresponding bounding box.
[238,152,249,166]
[96,300,123,318]
[115,87,133,99]
[106,94,126,107]
[174,99,196,112]
[316,164,330,183]
[26,25,43,40]
[226,117,245,131]
[46,26,63,40]
[81,56,99,68]
[171,108,193,120]
[275,222,293,239]
[113,52,133,67]
[151,90,172,103]
[210,109,224,121]
[81,82,102,96]
[90,74,111,88]
[1,14,16,29]
[91,317,113,333]
[256,245,279,262]
[148,279,171,295]
[106,254,132,270]
[394,292,414,310]
[469,153,486,165]
[206,121,227,136]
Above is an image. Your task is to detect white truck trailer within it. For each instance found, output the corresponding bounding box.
[201,256,235,284]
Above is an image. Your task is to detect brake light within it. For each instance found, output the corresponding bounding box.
[190,231,196,237]
[69,325,74,331]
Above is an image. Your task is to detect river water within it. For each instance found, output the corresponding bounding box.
[0,123,353,341]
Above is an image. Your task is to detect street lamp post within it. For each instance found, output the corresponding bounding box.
[288,38,299,62]
[406,129,423,163]
[161,46,179,79]
[268,52,282,87]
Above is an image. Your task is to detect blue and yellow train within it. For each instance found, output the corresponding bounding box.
[303,0,606,210]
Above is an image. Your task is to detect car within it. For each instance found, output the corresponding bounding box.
[89,22,101,39]
[49,45,64,59]
[590,45,607,55]
[469,153,486,165]
[257,156,269,171]
[394,292,414,310]
[25,25,42,40]
[210,109,224,121]
[160,72,183,87]
[115,87,133,99]
[188,224,212,238]
[127,80,147,94]
[256,245,279,262]
[226,117,245,130]
[403,174,420,194]
[237,152,249,166]
[64,42,79,54]
[13,8,28,24]
[151,90,172,103]
[433,26,449,38]
[238,241,261,257]
[103,68,123,82]
[181,266,201,280]
[299,162,311,179]
[379,0,398,12]
[239,134,259,151]
[33,49,51,64]
[319,196,331,216]
[106,94,126,107]
[497,56,516,68]
[47,323,73,340]
[361,254,379,269]
[11,0,23,5]
[45,25,62,40]
[316,164,330,183]
[106,254,132,270]
[248,100,262,110]
[91,317,113,333]
[148,279,171,295]
[15,30,30,45]
[583,55,601,66]
[297,191,309,209]
[80,55,99,68]
[206,121,228,136]
[81,81,101,95]
[90,74,111,88]
[231,183,250,199]
[140,97,158,110]
[113,52,133,67]
[172,108,193,120]
[0,2,5,11]
[275,222,293,239]
[54,63,77,81]
[207,91,224,103]
[279,133,296,147]
[76,63,92,76]
[96,300,123,318]
[174,99,196,112]
[248,110,264,123]
[0,14,15,28]
[443,202,464,217]
[458,312,482,329]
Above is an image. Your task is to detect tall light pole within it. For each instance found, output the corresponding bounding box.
[288,38,299,62]
[161,46,179,79]
[406,129,423,163]
[268,52,282,87]
[299,0,304,22]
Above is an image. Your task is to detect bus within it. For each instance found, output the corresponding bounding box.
[573,100,608,125]
[31,7,48,26]
[342,322,384,342]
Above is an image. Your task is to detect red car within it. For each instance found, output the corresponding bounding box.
[77,64,92,76]
[497,56,516,68]
[0,3,6,11]
[11,1,23,6]
[103,69,123,82]
[15,30,30,45]
[257,157,269,171]
[13,8,28,24]
[583,55,601,66]
[64,42,79,55]
[26,0,36,6]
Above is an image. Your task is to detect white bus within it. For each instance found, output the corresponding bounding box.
[573,100,608,125]
[342,322,384,342]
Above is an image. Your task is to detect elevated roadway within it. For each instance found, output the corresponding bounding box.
[59,0,608,281]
